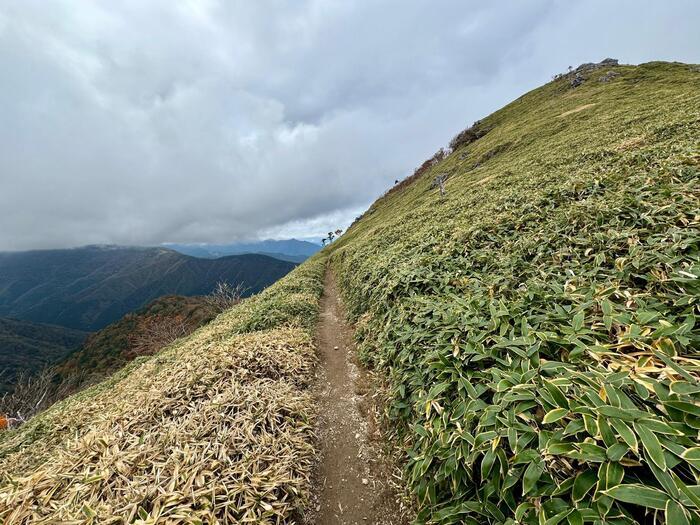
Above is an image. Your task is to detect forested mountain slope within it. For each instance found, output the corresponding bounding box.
[54,295,218,388]
[0,318,87,393]
[0,246,294,331]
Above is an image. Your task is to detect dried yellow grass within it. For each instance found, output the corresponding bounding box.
[1,328,315,524]
[557,102,596,117]
[614,134,647,151]
[0,257,328,524]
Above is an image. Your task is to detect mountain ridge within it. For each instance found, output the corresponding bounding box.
[0,246,294,331]
[163,238,321,260]
[1,61,698,523]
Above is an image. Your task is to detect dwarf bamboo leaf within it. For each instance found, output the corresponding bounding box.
[610,419,639,453]
[603,484,670,510]
[543,408,568,424]
[522,461,543,495]
[634,422,667,470]
[681,447,700,469]
[572,470,597,502]
[666,401,700,417]
[665,499,691,525]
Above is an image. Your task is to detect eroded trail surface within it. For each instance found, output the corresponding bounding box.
[307,272,406,525]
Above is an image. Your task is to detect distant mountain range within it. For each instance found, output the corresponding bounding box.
[164,239,321,262]
[0,317,88,393]
[0,245,295,331]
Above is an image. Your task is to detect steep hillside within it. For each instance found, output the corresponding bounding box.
[326,61,700,523]
[0,318,87,393]
[0,256,326,522]
[55,295,218,387]
[0,245,295,331]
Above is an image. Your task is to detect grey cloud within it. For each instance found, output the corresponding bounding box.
[0,1,699,250]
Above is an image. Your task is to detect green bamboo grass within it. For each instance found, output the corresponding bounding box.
[329,61,700,524]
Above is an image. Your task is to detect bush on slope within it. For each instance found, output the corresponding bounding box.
[329,62,700,524]
[0,255,327,524]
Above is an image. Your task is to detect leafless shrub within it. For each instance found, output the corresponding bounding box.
[128,318,190,357]
[0,367,76,429]
[449,120,491,151]
[378,147,452,203]
[321,229,344,246]
[205,281,246,313]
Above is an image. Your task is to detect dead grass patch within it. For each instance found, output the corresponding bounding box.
[558,102,597,117]
[472,174,496,186]
[0,328,316,523]
[615,135,647,151]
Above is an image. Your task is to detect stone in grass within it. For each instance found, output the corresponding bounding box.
[599,70,620,82]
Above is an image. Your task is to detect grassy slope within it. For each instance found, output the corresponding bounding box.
[327,62,699,523]
[0,61,697,525]
[0,255,326,523]
[55,295,217,385]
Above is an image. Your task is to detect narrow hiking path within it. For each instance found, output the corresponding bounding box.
[307,271,407,525]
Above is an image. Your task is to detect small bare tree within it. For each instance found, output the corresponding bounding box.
[0,367,75,429]
[205,281,246,313]
[128,318,190,357]
[432,174,447,198]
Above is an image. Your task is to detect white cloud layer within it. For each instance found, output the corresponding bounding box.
[1,0,699,249]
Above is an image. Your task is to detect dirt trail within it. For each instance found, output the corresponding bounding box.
[307,271,406,525]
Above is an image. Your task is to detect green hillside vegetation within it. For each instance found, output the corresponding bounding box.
[0,246,295,331]
[326,61,700,523]
[0,318,87,393]
[0,61,698,524]
[0,255,326,522]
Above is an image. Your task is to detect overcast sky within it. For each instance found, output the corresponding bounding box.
[1,1,699,250]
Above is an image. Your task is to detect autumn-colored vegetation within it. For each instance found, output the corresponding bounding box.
[55,295,216,384]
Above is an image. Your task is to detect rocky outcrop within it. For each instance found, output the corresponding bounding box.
[554,58,620,87]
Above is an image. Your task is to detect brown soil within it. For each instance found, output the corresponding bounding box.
[306,271,407,525]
